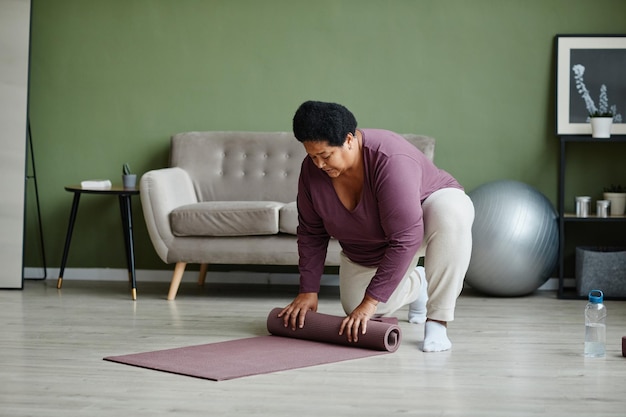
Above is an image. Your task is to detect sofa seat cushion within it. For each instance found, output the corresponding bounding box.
[279,202,298,235]
[170,201,284,237]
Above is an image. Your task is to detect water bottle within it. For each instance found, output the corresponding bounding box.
[584,289,607,358]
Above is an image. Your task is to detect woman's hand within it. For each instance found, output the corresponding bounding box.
[278,292,318,330]
[339,295,379,343]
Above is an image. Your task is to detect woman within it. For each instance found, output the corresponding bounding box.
[278,101,474,352]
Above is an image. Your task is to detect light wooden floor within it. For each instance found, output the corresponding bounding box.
[1,279,625,417]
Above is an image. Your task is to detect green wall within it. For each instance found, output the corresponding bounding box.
[25,0,626,272]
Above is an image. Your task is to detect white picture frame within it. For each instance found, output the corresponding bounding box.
[555,35,626,136]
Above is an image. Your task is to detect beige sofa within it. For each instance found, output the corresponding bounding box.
[140,131,435,300]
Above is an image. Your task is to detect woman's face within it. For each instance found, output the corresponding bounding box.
[303,138,353,178]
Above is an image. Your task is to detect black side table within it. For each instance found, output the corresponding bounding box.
[57,185,140,300]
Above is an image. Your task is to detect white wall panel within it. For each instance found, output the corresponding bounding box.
[0,0,31,288]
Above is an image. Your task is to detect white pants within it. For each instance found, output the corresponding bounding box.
[339,188,475,322]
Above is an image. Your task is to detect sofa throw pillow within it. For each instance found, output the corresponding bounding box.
[170,201,283,237]
[279,201,298,235]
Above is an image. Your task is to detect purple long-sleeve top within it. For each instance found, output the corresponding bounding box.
[296,128,462,303]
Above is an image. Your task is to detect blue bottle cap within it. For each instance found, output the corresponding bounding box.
[588,289,604,303]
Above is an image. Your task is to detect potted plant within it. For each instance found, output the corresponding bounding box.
[589,111,614,139]
[122,163,137,188]
[603,184,626,216]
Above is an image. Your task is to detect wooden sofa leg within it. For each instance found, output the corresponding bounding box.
[198,263,208,286]
[167,262,187,301]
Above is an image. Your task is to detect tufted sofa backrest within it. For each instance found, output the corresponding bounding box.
[171,131,305,203]
[170,131,436,203]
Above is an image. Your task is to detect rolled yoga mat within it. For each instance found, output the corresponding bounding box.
[265,307,401,351]
[104,308,402,381]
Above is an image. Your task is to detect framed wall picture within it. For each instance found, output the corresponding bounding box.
[555,35,626,136]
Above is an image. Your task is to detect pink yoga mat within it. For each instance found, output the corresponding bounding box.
[104,308,402,381]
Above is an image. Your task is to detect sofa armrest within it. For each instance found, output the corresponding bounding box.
[139,167,197,263]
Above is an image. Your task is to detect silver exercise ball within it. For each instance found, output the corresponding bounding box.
[465,180,559,296]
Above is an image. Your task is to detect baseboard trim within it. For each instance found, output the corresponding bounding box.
[23,267,338,286]
[23,267,567,291]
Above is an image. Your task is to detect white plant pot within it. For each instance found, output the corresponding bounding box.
[590,117,613,138]
[603,192,626,216]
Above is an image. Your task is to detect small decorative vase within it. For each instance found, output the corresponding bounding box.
[603,192,626,216]
[590,117,613,139]
[122,174,137,189]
